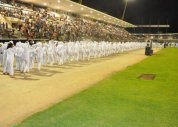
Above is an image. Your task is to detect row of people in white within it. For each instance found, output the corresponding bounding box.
[0,41,157,77]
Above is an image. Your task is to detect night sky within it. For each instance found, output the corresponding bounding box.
[72,0,178,33]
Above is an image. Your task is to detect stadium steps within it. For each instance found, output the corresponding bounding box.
[3,16,12,28]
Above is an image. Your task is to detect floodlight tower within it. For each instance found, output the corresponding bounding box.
[121,0,134,20]
[79,0,83,4]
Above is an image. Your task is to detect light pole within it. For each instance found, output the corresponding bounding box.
[121,0,134,20]
[79,0,83,4]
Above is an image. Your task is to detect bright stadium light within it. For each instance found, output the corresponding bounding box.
[121,0,134,20]
[43,3,47,6]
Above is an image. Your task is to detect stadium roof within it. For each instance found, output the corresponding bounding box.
[133,33,178,36]
[19,0,136,28]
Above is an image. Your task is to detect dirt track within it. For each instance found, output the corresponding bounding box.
[0,49,160,127]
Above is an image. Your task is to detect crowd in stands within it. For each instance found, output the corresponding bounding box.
[0,1,137,42]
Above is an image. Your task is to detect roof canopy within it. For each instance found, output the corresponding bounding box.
[19,0,136,28]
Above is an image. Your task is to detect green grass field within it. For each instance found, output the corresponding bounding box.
[15,48,178,127]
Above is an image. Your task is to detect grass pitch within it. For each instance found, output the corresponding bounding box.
[15,48,178,127]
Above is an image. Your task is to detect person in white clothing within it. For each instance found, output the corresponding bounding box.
[35,42,43,71]
[3,42,16,77]
[15,42,24,71]
[0,43,3,66]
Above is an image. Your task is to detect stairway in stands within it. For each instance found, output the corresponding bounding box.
[0,14,12,29]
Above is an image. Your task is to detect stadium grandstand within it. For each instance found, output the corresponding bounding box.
[0,0,138,43]
[133,33,178,42]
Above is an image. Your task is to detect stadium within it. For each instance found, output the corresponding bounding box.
[0,0,177,127]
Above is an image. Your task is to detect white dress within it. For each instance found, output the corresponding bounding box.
[0,46,3,65]
[3,48,16,76]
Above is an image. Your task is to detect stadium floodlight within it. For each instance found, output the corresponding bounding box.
[126,0,134,1]
[121,0,134,20]
[43,3,47,6]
